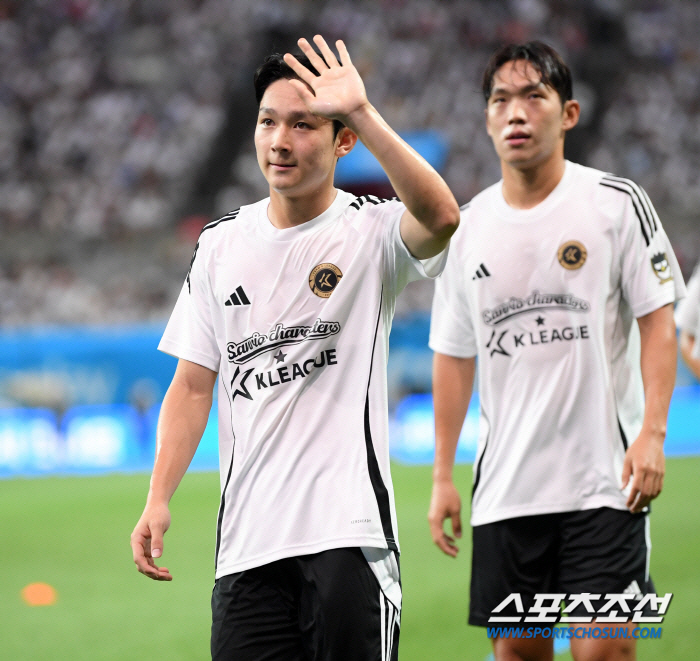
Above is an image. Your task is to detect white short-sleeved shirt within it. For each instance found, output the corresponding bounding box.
[430,162,686,526]
[160,190,446,578]
[676,262,700,358]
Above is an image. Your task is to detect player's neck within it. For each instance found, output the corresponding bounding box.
[267,185,338,230]
[500,154,566,210]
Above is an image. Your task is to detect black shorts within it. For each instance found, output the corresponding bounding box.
[211,547,400,661]
[470,508,654,627]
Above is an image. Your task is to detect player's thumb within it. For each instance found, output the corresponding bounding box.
[452,512,462,539]
[150,524,165,559]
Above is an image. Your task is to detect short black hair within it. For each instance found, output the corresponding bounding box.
[482,41,573,106]
[254,52,344,139]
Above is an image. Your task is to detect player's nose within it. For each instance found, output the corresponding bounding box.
[271,125,292,151]
[507,99,527,123]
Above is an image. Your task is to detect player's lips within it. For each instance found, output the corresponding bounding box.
[270,162,296,170]
[505,131,530,146]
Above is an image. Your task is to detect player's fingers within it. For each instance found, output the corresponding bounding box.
[297,37,328,72]
[141,564,173,581]
[625,472,641,510]
[286,77,315,103]
[631,491,651,513]
[130,530,150,562]
[644,469,658,498]
[451,512,462,539]
[134,550,158,576]
[282,53,316,89]
[428,515,458,557]
[620,456,632,490]
[336,40,352,66]
[152,567,173,581]
[134,547,172,580]
[437,534,459,557]
[642,461,663,499]
[313,34,339,68]
[641,470,662,507]
[656,471,665,497]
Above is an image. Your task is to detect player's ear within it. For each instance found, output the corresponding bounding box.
[334,127,357,158]
[562,99,580,132]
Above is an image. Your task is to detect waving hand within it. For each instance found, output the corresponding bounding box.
[283,36,369,125]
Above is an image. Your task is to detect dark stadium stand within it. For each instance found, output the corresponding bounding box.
[2,0,699,328]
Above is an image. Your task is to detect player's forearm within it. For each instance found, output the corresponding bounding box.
[432,354,476,482]
[638,305,677,440]
[147,364,215,505]
[679,331,700,380]
[344,103,459,238]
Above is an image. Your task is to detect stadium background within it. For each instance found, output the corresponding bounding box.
[0,1,698,659]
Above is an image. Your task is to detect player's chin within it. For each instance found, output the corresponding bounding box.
[502,150,538,168]
[268,173,301,192]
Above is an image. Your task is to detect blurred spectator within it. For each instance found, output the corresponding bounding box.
[0,0,698,326]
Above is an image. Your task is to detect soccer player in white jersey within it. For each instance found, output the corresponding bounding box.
[130,35,459,661]
[428,42,684,661]
[676,262,700,379]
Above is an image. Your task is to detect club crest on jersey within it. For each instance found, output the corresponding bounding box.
[309,263,342,298]
[651,252,673,283]
[557,240,587,270]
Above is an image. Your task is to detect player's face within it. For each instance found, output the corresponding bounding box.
[485,60,579,171]
[255,78,345,198]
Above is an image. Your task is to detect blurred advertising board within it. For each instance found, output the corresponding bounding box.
[0,388,697,478]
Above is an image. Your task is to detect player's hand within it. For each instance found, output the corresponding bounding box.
[428,479,462,557]
[621,430,665,513]
[131,502,173,581]
[283,35,369,125]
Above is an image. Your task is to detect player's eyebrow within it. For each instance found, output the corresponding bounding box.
[491,81,546,98]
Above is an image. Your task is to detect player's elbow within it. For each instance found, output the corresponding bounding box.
[441,198,461,233]
[431,200,460,242]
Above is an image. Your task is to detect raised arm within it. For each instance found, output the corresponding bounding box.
[130,358,217,580]
[621,303,677,513]
[284,35,460,259]
[428,352,476,557]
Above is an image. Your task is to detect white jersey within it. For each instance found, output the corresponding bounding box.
[429,162,686,526]
[160,190,445,578]
[675,262,700,358]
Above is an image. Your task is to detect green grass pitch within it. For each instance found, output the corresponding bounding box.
[1,458,697,660]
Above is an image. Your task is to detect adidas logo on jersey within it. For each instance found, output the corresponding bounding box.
[472,263,491,280]
[225,286,250,307]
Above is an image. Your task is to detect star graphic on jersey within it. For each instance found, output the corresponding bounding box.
[535,316,545,326]
[274,350,286,363]
[230,366,254,401]
[486,329,511,357]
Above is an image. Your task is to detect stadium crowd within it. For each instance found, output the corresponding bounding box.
[0,0,699,326]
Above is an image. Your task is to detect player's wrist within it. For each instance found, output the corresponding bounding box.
[341,101,380,138]
[145,489,172,508]
[432,469,455,484]
[640,422,667,443]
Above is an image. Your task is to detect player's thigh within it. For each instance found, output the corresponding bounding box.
[558,508,653,609]
[558,509,652,661]
[210,559,305,661]
[297,547,400,661]
[470,514,561,627]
